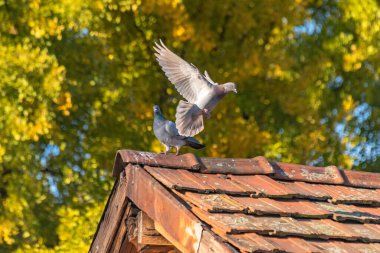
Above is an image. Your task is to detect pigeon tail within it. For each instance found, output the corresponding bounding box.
[175,100,204,137]
[185,137,205,149]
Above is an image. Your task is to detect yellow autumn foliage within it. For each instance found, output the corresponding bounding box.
[0,0,379,252]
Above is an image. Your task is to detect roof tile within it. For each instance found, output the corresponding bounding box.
[176,192,245,213]
[226,234,380,253]
[298,218,361,241]
[232,197,331,218]
[178,190,380,224]
[316,202,380,224]
[271,199,331,218]
[264,236,320,253]
[272,161,344,184]
[318,184,380,205]
[144,166,214,192]
[224,233,277,252]
[343,170,380,189]
[191,173,255,195]
[231,197,286,216]
[299,219,380,242]
[311,241,380,253]
[347,223,380,243]
[229,175,297,197]
[193,208,315,236]
[277,181,331,200]
[199,156,273,174]
[193,207,380,242]
[355,206,380,216]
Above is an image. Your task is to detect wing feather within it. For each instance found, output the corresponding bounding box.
[154,40,214,104]
[165,120,185,139]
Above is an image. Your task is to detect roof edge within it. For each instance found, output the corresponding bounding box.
[112,150,380,189]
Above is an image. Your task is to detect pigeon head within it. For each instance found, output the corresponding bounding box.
[222,82,237,93]
[153,105,166,122]
[153,105,162,114]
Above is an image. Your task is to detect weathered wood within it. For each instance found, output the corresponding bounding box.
[90,172,129,253]
[127,216,138,243]
[198,230,238,253]
[111,203,141,252]
[125,164,203,253]
[139,245,176,253]
[110,202,132,252]
[199,156,274,174]
[120,237,138,253]
[124,164,235,253]
[137,211,172,246]
[113,150,201,177]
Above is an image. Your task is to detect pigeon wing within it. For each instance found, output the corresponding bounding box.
[154,40,214,104]
[204,70,217,85]
[165,120,185,139]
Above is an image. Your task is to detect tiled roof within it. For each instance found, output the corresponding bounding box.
[110,150,380,253]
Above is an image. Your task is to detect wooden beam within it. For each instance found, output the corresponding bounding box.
[110,201,132,252]
[120,238,138,253]
[124,164,202,253]
[137,211,172,246]
[127,217,137,238]
[139,245,177,253]
[126,211,174,252]
[112,202,141,253]
[90,172,130,253]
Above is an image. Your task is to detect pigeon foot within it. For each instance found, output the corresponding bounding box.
[202,109,211,119]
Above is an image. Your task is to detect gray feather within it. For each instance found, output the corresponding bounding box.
[154,40,214,104]
[153,105,205,153]
[154,40,237,137]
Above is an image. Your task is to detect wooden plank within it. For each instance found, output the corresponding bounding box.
[89,179,118,252]
[120,237,138,253]
[139,245,176,253]
[125,164,235,253]
[110,202,131,252]
[110,203,141,252]
[90,172,129,253]
[137,211,172,246]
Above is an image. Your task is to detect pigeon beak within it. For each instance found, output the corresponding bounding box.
[233,89,237,93]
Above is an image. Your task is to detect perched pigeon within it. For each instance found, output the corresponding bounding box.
[153,105,205,155]
[154,40,237,137]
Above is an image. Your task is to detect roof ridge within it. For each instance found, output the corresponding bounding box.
[112,149,380,189]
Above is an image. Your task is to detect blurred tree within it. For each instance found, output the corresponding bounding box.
[0,0,379,251]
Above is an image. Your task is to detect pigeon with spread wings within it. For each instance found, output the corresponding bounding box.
[154,40,237,137]
[153,105,205,155]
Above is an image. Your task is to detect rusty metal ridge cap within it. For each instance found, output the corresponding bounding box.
[341,170,380,189]
[112,149,201,177]
[271,161,345,185]
[271,161,380,188]
[198,156,274,175]
[112,150,380,188]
